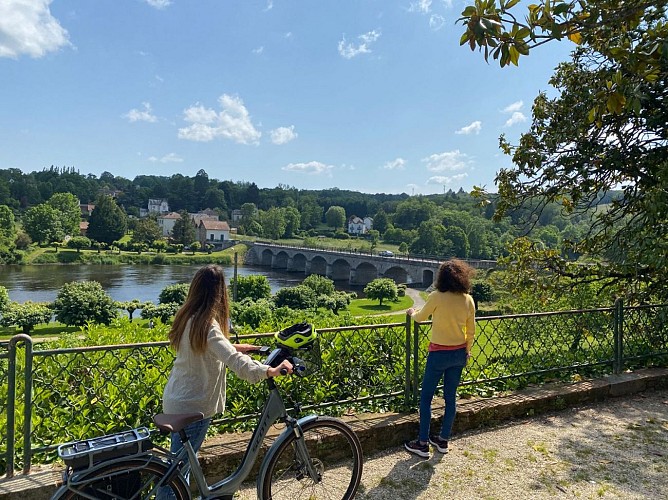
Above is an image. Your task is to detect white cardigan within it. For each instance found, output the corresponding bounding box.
[162,319,270,417]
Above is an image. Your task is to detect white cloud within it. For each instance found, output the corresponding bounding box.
[178,94,261,145]
[270,126,298,145]
[422,150,470,172]
[429,15,446,31]
[338,30,381,59]
[123,102,157,123]
[148,153,183,163]
[282,161,334,176]
[502,100,524,113]
[144,0,172,9]
[252,46,264,55]
[264,1,273,11]
[427,173,468,185]
[0,0,71,59]
[455,120,482,135]
[409,0,432,13]
[504,111,527,127]
[382,158,406,170]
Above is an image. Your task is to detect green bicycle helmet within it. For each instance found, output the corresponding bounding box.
[275,322,317,349]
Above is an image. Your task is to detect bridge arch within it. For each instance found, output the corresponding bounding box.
[272,250,290,270]
[384,266,409,284]
[422,268,435,286]
[309,255,327,276]
[330,258,351,282]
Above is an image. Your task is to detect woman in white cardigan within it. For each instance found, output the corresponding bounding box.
[162,264,293,458]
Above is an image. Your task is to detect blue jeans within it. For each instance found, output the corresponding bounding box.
[419,349,467,442]
[157,417,211,499]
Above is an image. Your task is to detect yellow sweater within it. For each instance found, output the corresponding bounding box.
[412,291,476,351]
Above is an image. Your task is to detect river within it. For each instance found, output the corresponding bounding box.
[0,264,325,305]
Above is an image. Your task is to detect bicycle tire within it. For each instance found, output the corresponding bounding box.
[52,457,190,500]
[261,417,363,500]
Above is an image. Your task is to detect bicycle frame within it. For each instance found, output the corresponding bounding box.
[186,378,319,498]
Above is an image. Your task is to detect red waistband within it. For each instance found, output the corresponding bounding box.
[428,342,467,352]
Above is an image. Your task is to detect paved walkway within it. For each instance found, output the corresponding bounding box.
[354,388,668,499]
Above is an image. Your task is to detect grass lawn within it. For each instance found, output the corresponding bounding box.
[348,294,413,316]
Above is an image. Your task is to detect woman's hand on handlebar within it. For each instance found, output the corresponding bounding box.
[267,360,293,378]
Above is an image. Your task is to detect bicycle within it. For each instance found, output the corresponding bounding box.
[51,323,363,499]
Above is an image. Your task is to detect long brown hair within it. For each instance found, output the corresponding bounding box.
[168,264,230,354]
[434,259,475,294]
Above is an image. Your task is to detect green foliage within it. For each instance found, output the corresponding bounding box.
[53,281,118,326]
[231,274,271,302]
[363,278,399,306]
[0,285,9,314]
[302,274,335,296]
[47,192,81,236]
[158,283,190,305]
[461,0,668,303]
[317,291,355,315]
[141,302,180,323]
[325,205,346,229]
[87,195,128,245]
[232,297,276,329]
[274,285,317,310]
[66,236,91,253]
[117,299,146,321]
[170,210,196,246]
[23,204,65,244]
[0,301,53,334]
[472,281,495,304]
[131,217,162,246]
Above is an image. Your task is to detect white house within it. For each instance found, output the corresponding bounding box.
[198,219,231,247]
[348,215,373,235]
[157,212,181,237]
[148,199,170,215]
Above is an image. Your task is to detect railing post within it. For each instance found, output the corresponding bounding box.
[412,320,420,406]
[5,334,32,478]
[613,298,624,374]
[404,313,412,407]
[22,338,34,474]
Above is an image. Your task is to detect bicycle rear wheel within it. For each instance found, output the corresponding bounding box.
[261,417,363,500]
[53,457,190,500]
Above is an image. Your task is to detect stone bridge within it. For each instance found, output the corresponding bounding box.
[244,242,496,287]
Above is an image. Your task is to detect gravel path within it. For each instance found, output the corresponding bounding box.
[356,388,668,499]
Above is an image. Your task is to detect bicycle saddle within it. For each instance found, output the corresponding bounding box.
[153,412,205,433]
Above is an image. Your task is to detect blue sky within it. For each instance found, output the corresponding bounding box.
[0,0,574,195]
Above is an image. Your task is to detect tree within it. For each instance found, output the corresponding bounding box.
[131,217,162,246]
[410,219,448,256]
[66,236,91,253]
[302,274,335,296]
[53,281,118,326]
[0,301,53,334]
[373,209,389,234]
[273,285,317,310]
[87,195,128,245]
[259,207,287,240]
[47,192,81,236]
[117,299,145,322]
[364,278,399,306]
[190,241,201,254]
[317,291,354,315]
[0,205,16,243]
[23,204,64,244]
[140,302,180,323]
[462,0,668,301]
[231,275,272,302]
[325,206,346,229]
[283,206,301,238]
[159,283,190,305]
[0,285,9,315]
[171,211,196,246]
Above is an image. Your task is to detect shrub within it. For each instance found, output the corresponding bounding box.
[158,283,190,305]
[0,301,53,334]
[53,281,118,326]
[274,285,317,310]
[230,275,271,302]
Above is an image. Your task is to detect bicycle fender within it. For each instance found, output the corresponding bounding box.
[255,414,319,493]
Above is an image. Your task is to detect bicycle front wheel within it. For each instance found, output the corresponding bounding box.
[261,417,363,500]
[53,457,190,500]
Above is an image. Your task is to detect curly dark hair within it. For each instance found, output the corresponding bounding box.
[434,259,475,293]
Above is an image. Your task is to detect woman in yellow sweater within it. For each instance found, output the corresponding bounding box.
[405,259,476,457]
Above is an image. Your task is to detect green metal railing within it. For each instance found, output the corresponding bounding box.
[2,299,667,477]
